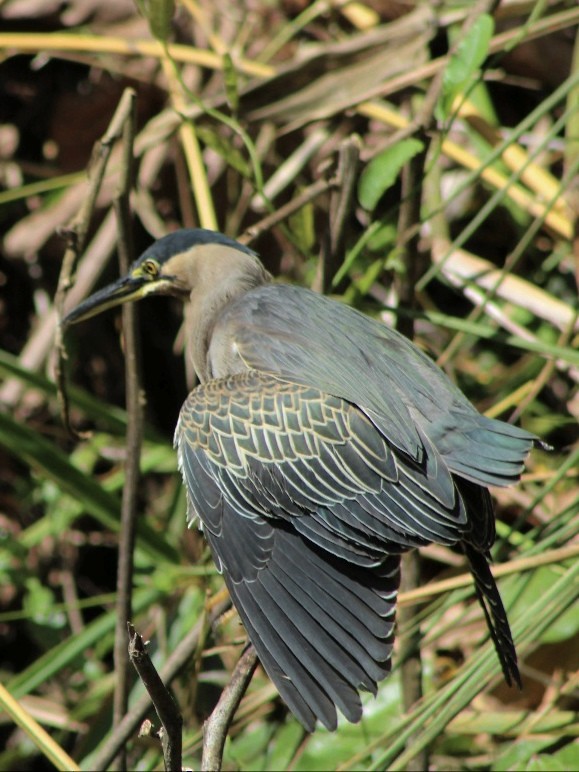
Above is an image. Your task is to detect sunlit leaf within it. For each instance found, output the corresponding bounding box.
[436,14,495,121]
[358,138,424,211]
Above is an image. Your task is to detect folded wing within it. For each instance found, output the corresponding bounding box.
[176,370,520,727]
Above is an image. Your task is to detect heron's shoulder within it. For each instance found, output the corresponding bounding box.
[224,282,376,328]
[245,282,322,307]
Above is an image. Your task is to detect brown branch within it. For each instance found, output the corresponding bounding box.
[110,88,141,772]
[90,600,225,771]
[314,135,361,293]
[127,624,183,772]
[393,4,501,769]
[241,176,338,246]
[394,75,434,772]
[201,645,258,772]
[55,87,141,438]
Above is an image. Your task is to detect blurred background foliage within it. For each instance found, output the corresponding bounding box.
[0,0,578,769]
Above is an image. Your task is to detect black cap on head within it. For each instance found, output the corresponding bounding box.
[137,229,256,267]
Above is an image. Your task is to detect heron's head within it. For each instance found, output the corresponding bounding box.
[63,229,266,327]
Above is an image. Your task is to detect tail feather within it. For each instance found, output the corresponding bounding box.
[463,543,521,688]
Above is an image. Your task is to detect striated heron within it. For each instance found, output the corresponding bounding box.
[63,228,541,731]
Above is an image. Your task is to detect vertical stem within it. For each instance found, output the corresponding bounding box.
[160,52,218,231]
[314,136,361,293]
[395,145,429,772]
[111,88,143,770]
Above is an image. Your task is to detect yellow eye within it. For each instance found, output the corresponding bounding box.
[142,259,158,277]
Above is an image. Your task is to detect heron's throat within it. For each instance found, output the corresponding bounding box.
[186,249,271,381]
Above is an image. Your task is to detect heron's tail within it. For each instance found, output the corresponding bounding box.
[463,543,521,688]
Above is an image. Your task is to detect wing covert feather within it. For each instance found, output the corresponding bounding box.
[177,370,474,549]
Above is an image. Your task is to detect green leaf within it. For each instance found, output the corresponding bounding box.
[446,14,494,88]
[526,756,568,771]
[289,193,316,252]
[366,222,397,252]
[510,566,579,644]
[262,722,304,770]
[223,53,240,114]
[139,0,175,41]
[548,743,579,770]
[436,14,495,121]
[357,138,424,210]
[493,738,559,771]
[196,126,252,178]
[9,586,161,697]
[23,578,63,627]
[0,412,177,564]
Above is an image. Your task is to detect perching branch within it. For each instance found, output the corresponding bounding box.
[127,624,183,772]
[201,645,258,772]
[89,599,227,771]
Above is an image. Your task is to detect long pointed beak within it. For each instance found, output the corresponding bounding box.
[62,274,150,328]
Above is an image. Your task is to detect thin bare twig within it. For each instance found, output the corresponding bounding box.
[110,88,141,771]
[55,88,140,437]
[201,645,258,772]
[127,624,183,772]
[314,135,361,293]
[241,175,338,245]
[399,543,579,608]
[90,601,223,771]
[394,69,433,772]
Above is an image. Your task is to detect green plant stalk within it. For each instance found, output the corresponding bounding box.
[417,67,579,289]
[0,593,117,623]
[0,411,177,563]
[160,42,269,214]
[398,562,579,769]
[419,98,579,291]
[362,558,579,770]
[0,683,79,771]
[7,586,161,698]
[418,311,579,367]
[0,172,84,205]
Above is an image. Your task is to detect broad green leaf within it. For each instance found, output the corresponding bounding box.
[357,138,424,211]
[138,0,175,41]
[0,412,177,564]
[526,756,568,771]
[508,565,579,644]
[289,194,316,252]
[8,587,161,697]
[367,222,397,252]
[446,15,494,88]
[493,738,561,771]
[23,578,64,628]
[548,743,579,770]
[261,721,304,770]
[436,14,495,121]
